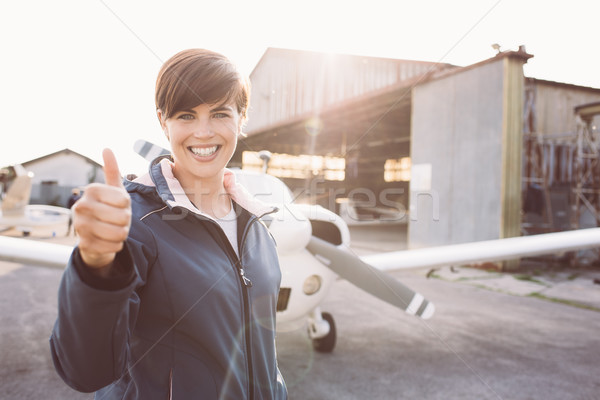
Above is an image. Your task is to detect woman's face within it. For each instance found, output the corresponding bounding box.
[158,101,241,189]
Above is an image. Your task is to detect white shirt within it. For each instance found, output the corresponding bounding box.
[216,204,238,257]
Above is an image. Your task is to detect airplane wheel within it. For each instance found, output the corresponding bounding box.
[312,312,336,353]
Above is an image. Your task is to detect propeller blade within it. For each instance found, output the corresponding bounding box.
[306,236,434,319]
[133,139,170,162]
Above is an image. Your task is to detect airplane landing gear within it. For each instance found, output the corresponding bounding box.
[307,308,336,353]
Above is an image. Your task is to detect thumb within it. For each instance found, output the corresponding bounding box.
[102,148,123,187]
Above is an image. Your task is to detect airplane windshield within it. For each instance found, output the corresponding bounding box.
[232,169,294,205]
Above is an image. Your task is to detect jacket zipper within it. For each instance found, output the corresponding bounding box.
[229,208,278,400]
[193,206,277,400]
[237,215,260,400]
[206,219,253,398]
[208,210,274,400]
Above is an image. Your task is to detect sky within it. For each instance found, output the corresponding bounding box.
[1,0,599,176]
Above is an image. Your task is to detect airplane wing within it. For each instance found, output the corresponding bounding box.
[2,228,599,271]
[0,236,73,268]
[303,227,599,320]
[2,229,595,342]
[361,227,600,271]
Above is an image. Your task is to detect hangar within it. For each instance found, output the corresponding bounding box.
[232,47,600,254]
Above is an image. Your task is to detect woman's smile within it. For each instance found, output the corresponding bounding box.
[158,102,241,190]
[189,144,221,159]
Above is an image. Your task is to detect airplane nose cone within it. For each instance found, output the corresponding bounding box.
[268,206,312,254]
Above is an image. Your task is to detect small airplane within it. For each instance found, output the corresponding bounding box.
[1,141,599,354]
[133,140,435,351]
[0,165,71,237]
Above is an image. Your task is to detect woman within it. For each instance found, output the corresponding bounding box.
[50,49,288,399]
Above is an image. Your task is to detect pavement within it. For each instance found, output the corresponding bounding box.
[1,224,599,399]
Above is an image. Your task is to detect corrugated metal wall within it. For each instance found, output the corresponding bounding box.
[410,58,506,248]
[532,80,600,135]
[246,48,443,134]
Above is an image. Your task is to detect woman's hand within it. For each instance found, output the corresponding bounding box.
[73,148,131,273]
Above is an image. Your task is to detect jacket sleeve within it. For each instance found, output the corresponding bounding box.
[49,223,157,393]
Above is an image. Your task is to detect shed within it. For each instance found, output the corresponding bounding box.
[21,149,104,207]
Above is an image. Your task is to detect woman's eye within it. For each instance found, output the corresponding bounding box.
[178,113,194,120]
[213,112,230,119]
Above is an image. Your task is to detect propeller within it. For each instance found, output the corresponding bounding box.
[130,140,435,318]
[306,236,435,319]
[133,139,170,162]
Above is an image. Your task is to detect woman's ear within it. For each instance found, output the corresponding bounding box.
[157,109,169,140]
[237,117,247,138]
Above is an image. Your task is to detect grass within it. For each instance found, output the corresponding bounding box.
[513,274,548,286]
[529,293,600,312]
[429,267,600,312]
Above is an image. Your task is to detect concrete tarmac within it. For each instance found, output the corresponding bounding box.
[1,225,599,399]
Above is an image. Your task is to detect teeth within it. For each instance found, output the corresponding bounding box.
[190,146,218,157]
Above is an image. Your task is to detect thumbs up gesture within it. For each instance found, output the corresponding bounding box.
[73,149,132,271]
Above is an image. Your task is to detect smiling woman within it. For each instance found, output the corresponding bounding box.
[49,49,288,399]
[158,102,242,217]
[154,50,251,217]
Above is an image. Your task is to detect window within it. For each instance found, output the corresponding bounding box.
[242,151,345,181]
[384,157,411,182]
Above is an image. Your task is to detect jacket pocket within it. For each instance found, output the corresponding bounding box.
[170,351,220,399]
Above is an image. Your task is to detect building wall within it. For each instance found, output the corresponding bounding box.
[409,59,507,248]
[533,81,600,135]
[246,48,448,134]
[24,152,103,206]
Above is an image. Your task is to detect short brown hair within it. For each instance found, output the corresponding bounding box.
[155,49,250,121]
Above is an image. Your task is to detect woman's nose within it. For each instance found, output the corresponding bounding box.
[193,118,215,138]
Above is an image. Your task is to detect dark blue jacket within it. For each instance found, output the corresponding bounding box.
[50,157,287,399]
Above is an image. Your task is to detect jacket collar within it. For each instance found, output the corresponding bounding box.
[133,155,276,219]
